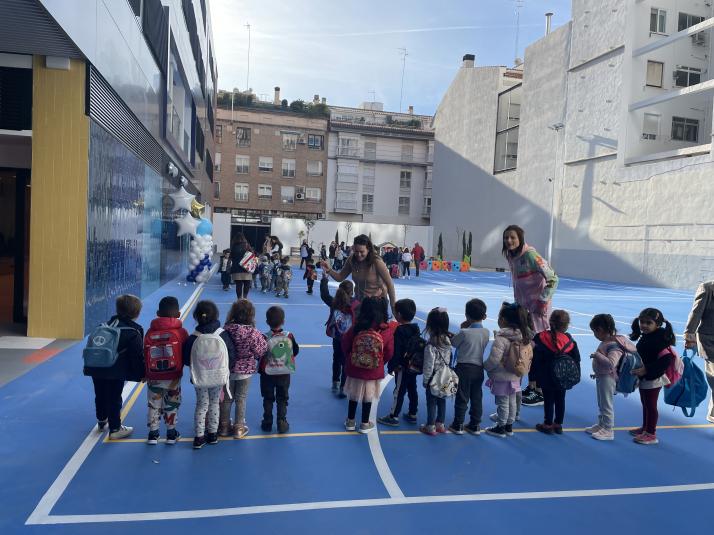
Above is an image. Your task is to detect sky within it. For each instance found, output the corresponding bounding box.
[211,0,572,116]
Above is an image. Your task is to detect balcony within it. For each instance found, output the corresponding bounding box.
[338,147,361,158]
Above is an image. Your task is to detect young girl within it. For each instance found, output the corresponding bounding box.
[341,297,395,433]
[420,307,453,436]
[182,301,236,449]
[629,308,676,445]
[484,302,532,438]
[531,310,580,435]
[304,259,318,294]
[321,275,357,396]
[588,314,637,441]
[220,299,268,439]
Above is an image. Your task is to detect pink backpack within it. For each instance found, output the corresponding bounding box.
[658,347,684,388]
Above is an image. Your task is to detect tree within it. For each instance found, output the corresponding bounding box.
[462,231,467,261]
[402,224,408,247]
[335,230,339,244]
[289,99,306,112]
[467,232,473,263]
[297,229,305,245]
[437,233,443,260]
[303,217,316,243]
[281,99,288,108]
[368,231,372,242]
[344,221,353,243]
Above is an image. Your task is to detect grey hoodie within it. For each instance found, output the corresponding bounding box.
[422,336,453,388]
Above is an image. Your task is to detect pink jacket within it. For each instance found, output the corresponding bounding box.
[592,335,636,379]
[507,244,558,332]
[223,323,269,375]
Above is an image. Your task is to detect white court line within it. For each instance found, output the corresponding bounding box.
[27,482,714,524]
[26,272,213,526]
[367,376,404,499]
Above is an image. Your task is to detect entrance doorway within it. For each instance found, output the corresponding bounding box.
[231,224,270,254]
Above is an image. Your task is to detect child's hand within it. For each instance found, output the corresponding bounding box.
[631,367,646,377]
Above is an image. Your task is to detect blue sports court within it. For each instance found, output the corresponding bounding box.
[1,270,712,534]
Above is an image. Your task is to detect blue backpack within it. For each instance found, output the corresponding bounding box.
[615,342,643,395]
[664,349,709,417]
[82,320,129,368]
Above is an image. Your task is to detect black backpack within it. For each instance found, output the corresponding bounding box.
[550,338,580,390]
[405,331,427,374]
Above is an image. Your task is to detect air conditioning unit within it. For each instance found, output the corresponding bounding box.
[295,193,305,200]
[261,215,271,224]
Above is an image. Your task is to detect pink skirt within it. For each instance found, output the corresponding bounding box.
[343,377,381,402]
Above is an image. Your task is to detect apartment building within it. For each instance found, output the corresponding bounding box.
[326,103,434,226]
[431,0,714,289]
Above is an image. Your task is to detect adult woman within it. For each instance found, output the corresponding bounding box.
[684,280,714,424]
[502,224,559,407]
[269,236,283,257]
[230,233,255,299]
[300,240,309,269]
[412,242,425,277]
[320,234,397,311]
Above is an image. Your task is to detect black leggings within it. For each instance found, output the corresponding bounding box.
[235,279,251,299]
[348,400,372,423]
[542,387,566,425]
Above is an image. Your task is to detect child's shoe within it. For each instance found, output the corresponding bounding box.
[277,419,290,434]
[146,429,160,445]
[552,424,563,435]
[331,381,339,393]
[261,420,272,432]
[344,418,357,431]
[166,429,180,445]
[628,427,644,436]
[448,423,465,435]
[490,412,519,422]
[465,423,482,435]
[97,419,108,432]
[218,422,232,437]
[206,432,219,445]
[108,425,133,440]
[403,413,418,423]
[634,432,658,445]
[535,423,554,435]
[485,425,507,438]
[359,422,375,434]
[504,424,514,436]
[584,424,602,435]
[377,414,400,427]
[419,424,437,436]
[435,422,447,434]
[522,386,544,406]
[232,424,249,439]
[592,428,614,441]
[284,294,289,299]
[193,436,206,449]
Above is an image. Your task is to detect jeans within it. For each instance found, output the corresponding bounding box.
[415,260,420,276]
[92,377,124,431]
[402,262,410,277]
[495,393,517,426]
[639,386,661,435]
[596,375,616,430]
[220,378,251,428]
[300,257,306,269]
[260,373,290,423]
[542,387,566,425]
[425,389,446,426]
[306,278,314,292]
[220,272,231,289]
[332,338,347,386]
[194,386,222,437]
[453,364,484,426]
[389,368,418,417]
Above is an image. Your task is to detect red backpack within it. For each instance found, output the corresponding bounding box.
[351,329,383,369]
[144,329,183,380]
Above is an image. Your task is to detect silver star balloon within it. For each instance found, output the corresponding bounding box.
[175,211,199,237]
[169,186,195,213]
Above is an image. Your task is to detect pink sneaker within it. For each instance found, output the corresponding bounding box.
[435,422,447,434]
[628,427,644,436]
[420,424,437,436]
[634,432,659,445]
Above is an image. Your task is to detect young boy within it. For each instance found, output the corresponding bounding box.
[449,298,489,435]
[377,299,421,426]
[275,256,292,298]
[219,249,232,291]
[144,296,189,445]
[259,255,271,293]
[84,294,145,440]
[269,253,280,292]
[261,306,300,433]
[303,259,317,294]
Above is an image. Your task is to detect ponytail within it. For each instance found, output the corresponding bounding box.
[662,320,677,347]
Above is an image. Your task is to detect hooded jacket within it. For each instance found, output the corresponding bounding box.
[182,320,238,372]
[593,335,636,379]
[507,244,558,332]
[484,328,525,382]
[422,336,453,388]
[83,315,145,382]
[223,322,269,376]
[531,330,581,389]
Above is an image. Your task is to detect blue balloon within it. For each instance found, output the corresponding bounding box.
[196,218,213,236]
[186,275,194,282]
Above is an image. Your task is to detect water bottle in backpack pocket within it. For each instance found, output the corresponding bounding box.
[664,349,708,417]
[83,320,124,368]
[615,343,642,395]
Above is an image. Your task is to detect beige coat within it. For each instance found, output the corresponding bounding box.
[685,281,714,361]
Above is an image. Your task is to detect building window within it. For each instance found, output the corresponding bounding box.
[214,152,222,171]
[362,194,374,213]
[646,61,664,87]
[282,132,299,151]
[400,170,412,189]
[236,155,249,174]
[258,156,273,172]
[167,46,193,160]
[674,66,701,87]
[398,196,410,215]
[642,113,660,140]
[306,187,321,201]
[213,181,220,199]
[308,134,324,150]
[363,163,375,192]
[307,160,323,176]
[422,197,431,217]
[282,159,296,177]
[339,137,359,157]
[258,184,272,199]
[336,191,357,211]
[494,84,521,172]
[234,183,249,202]
[678,13,705,31]
[401,144,413,162]
[236,127,251,147]
[364,141,376,160]
[650,8,667,34]
[216,124,223,144]
[671,116,699,142]
[281,185,295,204]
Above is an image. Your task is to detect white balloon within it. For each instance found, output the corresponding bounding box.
[169,186,195,213]
[175,212,199,237]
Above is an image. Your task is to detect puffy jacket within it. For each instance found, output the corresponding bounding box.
[422,337,453,388]
[483,328,525,382]
[342,322,395,380]
[83,316,144,381]
[182,320,237,371]
[223,323,268,375]
[531,330,581,389]
[593,335,636,379]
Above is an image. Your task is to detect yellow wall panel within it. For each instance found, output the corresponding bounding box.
[28,57,89,339]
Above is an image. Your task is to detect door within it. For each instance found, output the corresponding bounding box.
[231,224,270,253]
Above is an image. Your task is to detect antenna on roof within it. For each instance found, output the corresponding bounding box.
[513,0,525,66]
[398,47,408,113]
[368,89,376,102]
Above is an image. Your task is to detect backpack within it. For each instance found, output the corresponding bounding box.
[351,329,383,370]
[405,331,427,374]
[264,331,295,375]
[83,320,131,368]
[503,338,533,377]
[144,328,183,380]
[659,347,684,388]
[390,264,400,278]
[428,349,459,398]
[664,349,709,417]
[549,338,580,390]
[190,328,230,392]
[615,342,643,395]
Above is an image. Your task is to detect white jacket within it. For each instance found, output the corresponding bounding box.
[402,252,412,263]
[422,337,452,387]
[483,328,524,382]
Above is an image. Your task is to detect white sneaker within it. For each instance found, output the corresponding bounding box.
[584,424,602,435]
[592,428,614,441]
[490,413,519,423]
[109,425,133,440]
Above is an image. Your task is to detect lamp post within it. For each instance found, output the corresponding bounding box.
[547,122,565,264]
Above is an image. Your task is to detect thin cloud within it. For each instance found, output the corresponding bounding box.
[259,23,542,39]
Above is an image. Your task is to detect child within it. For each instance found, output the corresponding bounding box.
[144,296,189,445]
[378,298,421,426]
[448,299,489,435]
[341,297,395,433]
[84,294,144,440]
[259,255,271,293]
[420,307,453,436]
[269,253,280,292]
[275,256,292,298]
[628,308,676,445]
[221,299,269,439]
[304,259,317,294]
[588,313,637,441]
[401,248,412,279]
[320,273,357,396]
[182,300,236,449]
[531,310,580,435]
[483,302,532,438]
[260,306,300,434]
[219,249,232,291]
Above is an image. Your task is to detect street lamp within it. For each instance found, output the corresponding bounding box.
[546,122,565,264]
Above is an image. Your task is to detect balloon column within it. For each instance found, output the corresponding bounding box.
[169,181,214,284]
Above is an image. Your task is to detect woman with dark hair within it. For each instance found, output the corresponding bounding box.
[300,240,309,269]
[269,236,283,257]
[502,224,558,407]
[230,233,254,299]
[320,234,397,311]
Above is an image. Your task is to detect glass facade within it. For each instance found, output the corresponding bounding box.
[85,121,187,332]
